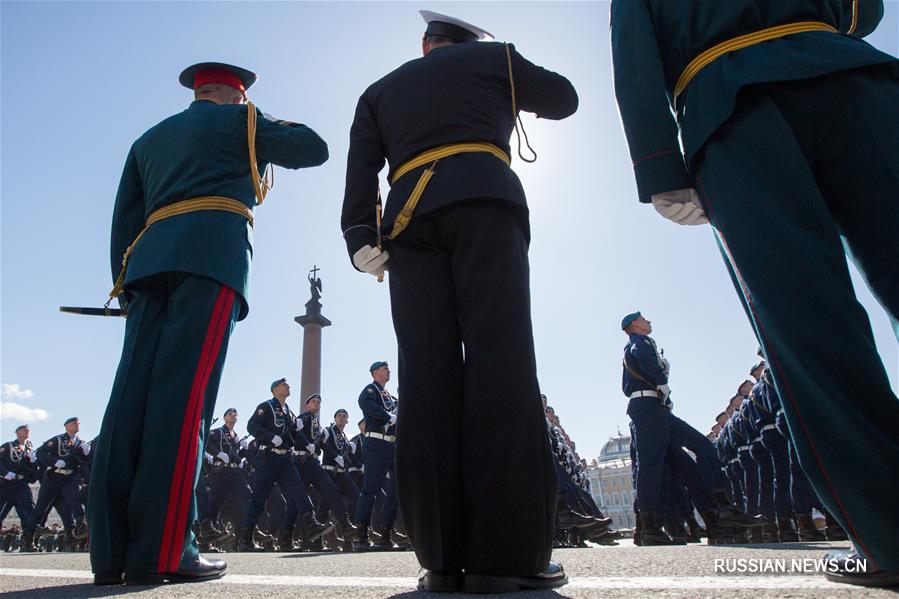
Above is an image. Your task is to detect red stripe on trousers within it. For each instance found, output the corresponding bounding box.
[157,286,234,572]
[696,176,875,566]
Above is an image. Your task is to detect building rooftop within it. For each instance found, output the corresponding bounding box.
[598,434,631,463]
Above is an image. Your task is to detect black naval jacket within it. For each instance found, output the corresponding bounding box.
[247,398,298,450]
[321,423,354,470]
[36,433,88,475]
[295,410,323,455]
[341,41,578,262]
[207,425,245,466]
[358,381,398,437]
[0,439,38,483]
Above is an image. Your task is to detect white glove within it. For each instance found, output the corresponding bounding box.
[54,460,66,469]
[352,245,389,277]
[651,188,709,226]
[262,111,276,121]
[660,356,670,373]
[81,443,91,456]
[321,428,330,442]
[349,441,357,453]
[239,438,249,449]
[306,443,316,454]
[205,453,213,464]
[335,456,345,468]
[4,472,15,480]
[361,465,365,473]
[658,384,671,401]
[665,398,675,412]
[217,451,230,464]
[388,414,397,426]
[27,451,37,462]
[271,435,283,447]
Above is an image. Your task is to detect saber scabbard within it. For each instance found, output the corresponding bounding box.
[60,306,127,318]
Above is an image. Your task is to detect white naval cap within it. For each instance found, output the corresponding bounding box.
[420,10,494,42]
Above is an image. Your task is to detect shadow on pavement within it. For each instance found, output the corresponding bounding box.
[3,583,145,599]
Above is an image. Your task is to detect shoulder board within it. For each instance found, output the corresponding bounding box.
[0,446,6,453]
[366,386,375,394]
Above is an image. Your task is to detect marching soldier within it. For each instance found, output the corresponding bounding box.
[203,408,250,545]
[320,409,360,528]
[21,418,89,552]
[87,61,328,585]
[352,362,400,552]
[340,10,576,592]
[283,394,355,549]
[611,0,898,586]
[239,379,332,552]
[0,425,37,529]
[347,420,366,488]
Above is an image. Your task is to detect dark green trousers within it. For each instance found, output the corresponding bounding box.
[88,273,239,575]
[695,64,899,571]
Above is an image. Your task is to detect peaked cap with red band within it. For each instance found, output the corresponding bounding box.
[179,61,257,92]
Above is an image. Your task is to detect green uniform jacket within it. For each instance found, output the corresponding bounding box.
[111,100,328,319]
[611,0,896,202]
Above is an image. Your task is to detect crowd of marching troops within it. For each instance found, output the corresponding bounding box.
[708,354,848,545]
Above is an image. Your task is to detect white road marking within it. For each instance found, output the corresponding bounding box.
[0,568,850,589]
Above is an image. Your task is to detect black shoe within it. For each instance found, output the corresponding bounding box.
[417,569,464,592]
[276,529,296,552]
[336,515,357,540]
[776,516,799,542]
[640,511,686,546]
[794,512,826,542]
[198,519,232,545]
[351,525,372,552]
[824,549,899,588]
[73,517,88,540]
[465,562,568,593]
[93,571,123,586]
[19,531,36,552]
[125,555,227,585]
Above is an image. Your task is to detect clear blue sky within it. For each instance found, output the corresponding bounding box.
[2,1,897,459]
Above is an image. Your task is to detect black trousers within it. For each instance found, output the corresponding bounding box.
[388,200,556,577]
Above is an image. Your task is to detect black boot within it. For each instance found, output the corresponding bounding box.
[700,510,729,545]
[238,526,263,552]
[299,512,333,541]
[374,527,397,551]
[60,528,77,552]
[823,510,849,541]
[666,518,690,543]
[351,525,371,552]
[73,516,88,540]
[19,530,36,552]
[761,520,780,543]
[794,512,826,541]
[640,511,685,546]
[777,516,799,542]
[335,515,357,541]
[276,528,296,552]
[712,489,766,528]
[633,511,643,546]
[686,514,705,542]
[198,519,232,545]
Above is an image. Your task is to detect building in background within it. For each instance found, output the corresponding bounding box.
[586,433,635,530]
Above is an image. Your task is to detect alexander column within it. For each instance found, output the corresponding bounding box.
[295,265,331,404]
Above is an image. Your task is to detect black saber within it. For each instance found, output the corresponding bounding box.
[60,306,127,317]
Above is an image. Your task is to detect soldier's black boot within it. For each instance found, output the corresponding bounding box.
[335,515,357,541]
[276,527,296,552]
[794,512,826,542]
[777,516,799,542]
[700,510,729,545]
[300,512,333,541]
[199,519,232,545]
[238,526,263,552]
[19,530,36,552]
[73,516,88,540]
[823,509,849,541]
[686,514,705,543]
[712,488,766,528]
[60,528,77,552]
[640,511,685,546]
[351,525,372,552]
[374,527,397,551]
[666,518,690,543]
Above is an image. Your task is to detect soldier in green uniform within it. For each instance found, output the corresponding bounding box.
[87,62,328,585]
[611,0,898,587]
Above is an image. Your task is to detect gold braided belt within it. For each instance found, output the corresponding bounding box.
[385,142,511,240]
[108,100,271,301]
[673,21,839,108]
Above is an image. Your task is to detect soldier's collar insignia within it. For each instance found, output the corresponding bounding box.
[48,441,54,446]
[367,387,374,394]
[258,409,264,415]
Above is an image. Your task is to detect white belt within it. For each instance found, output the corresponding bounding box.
[264,447,288,455]
[728,458,739,464]
[752,436,762,444]
[348,467,362,472]
[629,390,659,399]
[323,465,346,473]
[761,424,778,432]
[365,432,396,443]
[53,468,73,475]
[738,445,750,452]
[214,462,240,468]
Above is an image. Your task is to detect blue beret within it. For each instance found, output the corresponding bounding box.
[270,378,286,391]
[15,424,29,432]
[223,408,238,416]
[334,408,348,418]
[305,393,322,404]
[369,361,388,372]
[621,311,641,331]
[64,417,79,425]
